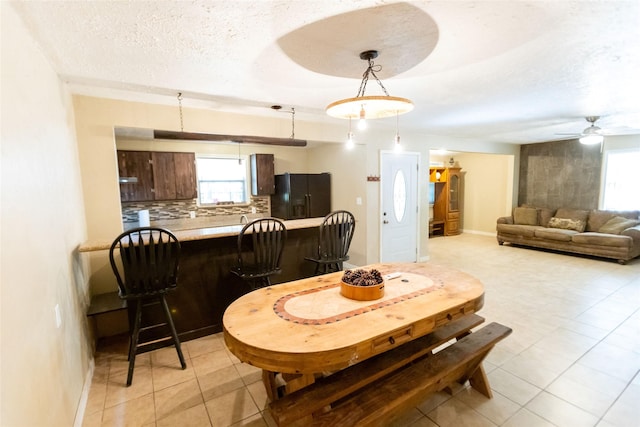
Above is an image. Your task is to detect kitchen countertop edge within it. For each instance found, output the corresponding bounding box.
[78,217,324,252]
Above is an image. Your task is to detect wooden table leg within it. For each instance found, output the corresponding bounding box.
[262,370,280,401]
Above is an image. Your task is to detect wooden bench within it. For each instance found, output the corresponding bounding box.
[269,314,509,427]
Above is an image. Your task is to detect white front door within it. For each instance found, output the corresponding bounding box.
[380,151,420,262]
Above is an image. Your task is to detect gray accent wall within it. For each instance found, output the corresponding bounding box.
[518,139,602,210]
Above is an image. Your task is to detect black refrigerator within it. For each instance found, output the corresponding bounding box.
[270,173,331,220]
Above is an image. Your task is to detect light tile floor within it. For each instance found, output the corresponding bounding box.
[82,234,640,426]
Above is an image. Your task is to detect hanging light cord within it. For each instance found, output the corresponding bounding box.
[356,58,390,98]
[177,92,184,132]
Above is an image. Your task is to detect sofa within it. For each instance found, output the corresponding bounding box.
[496,207,640,264]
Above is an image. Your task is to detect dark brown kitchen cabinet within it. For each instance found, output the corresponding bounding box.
[173,152,197,199]
[117,150,196,202]
[250,154,275,196]
[151,152,176,200]
[118,151,154,201]
[152,152,197,200]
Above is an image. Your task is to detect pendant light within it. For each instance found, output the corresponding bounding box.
[393,112,402,152]
[346,117,355,150]
[326,50,414,126]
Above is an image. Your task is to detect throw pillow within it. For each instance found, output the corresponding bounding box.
[513,207,538,225]
[548,217,586,232]
[555,208,589,223]
[598,216,640,235]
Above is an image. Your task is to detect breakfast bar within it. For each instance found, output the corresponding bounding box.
[79,217,325,342]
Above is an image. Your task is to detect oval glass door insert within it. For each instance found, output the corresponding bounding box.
[393,170,407,222]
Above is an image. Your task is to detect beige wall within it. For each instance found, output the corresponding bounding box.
[455,153,514,234]
[1,4,92,426]
[430,152,515,235]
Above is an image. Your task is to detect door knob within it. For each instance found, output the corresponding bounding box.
[383,220,389,224]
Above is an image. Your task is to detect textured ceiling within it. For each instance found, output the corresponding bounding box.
[10,0,640,144]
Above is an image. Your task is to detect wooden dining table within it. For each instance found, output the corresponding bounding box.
[223,262,486,401]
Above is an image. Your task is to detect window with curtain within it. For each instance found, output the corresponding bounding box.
[196,155,249,205]
[602,148,640,210]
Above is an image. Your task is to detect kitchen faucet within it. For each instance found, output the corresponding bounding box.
[240,214,249,225]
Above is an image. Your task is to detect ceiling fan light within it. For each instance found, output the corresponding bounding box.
[579,134,603,145]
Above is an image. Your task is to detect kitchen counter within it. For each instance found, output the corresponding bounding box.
[78,217,324,252]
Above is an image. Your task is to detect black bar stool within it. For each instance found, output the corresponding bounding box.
[305,210,356,275]
[109,227,186,386]
[231,218,287,290]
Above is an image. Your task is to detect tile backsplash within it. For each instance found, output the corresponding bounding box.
[122,197,270,223]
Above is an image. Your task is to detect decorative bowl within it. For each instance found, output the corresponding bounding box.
[340,280,385,301]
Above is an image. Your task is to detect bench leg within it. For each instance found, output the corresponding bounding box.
[469,364,492,398]
[446,350,494,398]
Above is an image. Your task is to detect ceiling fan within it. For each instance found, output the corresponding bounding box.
[556,116,605,145]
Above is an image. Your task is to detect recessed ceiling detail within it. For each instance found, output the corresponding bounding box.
[11,1,640,144]
[276,3,438,78]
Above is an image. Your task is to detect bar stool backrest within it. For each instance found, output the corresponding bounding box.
[236,218,287,276]
[317,210,355,262]
[109,227,181,299]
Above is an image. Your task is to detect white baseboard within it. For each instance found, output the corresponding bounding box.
[73,358,95,427]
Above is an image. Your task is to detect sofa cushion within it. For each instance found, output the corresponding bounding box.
[513,207,538,225]
[548,217,586,232]
[598,216,640,235]
[572,232,631,248]
[587,210,640,232]
[497,223,540,238]
[587,210,615,232]
[534,228,577,242]
[521,205,556,227]
[537,208,555,227]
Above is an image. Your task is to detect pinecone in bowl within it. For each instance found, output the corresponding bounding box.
[342,269,384,287]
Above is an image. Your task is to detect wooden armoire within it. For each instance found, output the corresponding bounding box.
[429,167,462,236]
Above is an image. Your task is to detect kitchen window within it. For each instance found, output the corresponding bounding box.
[196,155,249,205]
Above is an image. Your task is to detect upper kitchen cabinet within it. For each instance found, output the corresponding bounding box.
[250,153,275,196]
[172,152,197,199]
[152,152,197,200]
[117,150,197,202]
[117,150,154,201]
